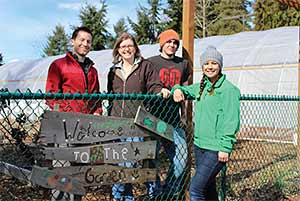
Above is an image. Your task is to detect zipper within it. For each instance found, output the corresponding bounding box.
[76,63,88,92]
[72,53,89,92]
[84,63,92,92]
[84,72,88,92]
[115,62,140,117]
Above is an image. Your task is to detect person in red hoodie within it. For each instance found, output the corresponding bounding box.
[46,26,102,114]
[45,27,102,200]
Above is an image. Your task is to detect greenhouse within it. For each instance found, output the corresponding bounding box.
[0,26,298,96]
[0,26,299,200]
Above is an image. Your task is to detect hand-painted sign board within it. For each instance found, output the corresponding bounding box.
[37,164,157,187]
[30,165,86,195]
[42,140,156,164]
[0,162,157,195]
[3,109,175,194]
[0,161,31,181]
[134,106,174,142]
[40,110,152,144]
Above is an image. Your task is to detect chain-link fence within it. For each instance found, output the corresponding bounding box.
[0,90,192,201]
[0,90,300,201]
[226,95,300,200]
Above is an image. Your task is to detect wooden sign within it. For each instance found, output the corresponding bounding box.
[134,106,174,142]
[30,165,86,195]
[0,161,31,181]
[39,110,152,144]
[42,140,156,164]
[39,164,157,186]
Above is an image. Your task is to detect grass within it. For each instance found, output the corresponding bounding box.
[1,115,300,200]
[225,140,300,200]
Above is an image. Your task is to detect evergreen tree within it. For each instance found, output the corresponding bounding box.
[43,25,69,57]
[113,18,128,38]
[163,0,183,35]
[148,0,164,40]
[195,0,251,38]
[107,18,129,48]
[254,0,300,31]
[128,0,162,44]
[195,0,220,38]
[0,52,3,66]
[210,0,251,36]
[79,0,111,50]
[128,6,151,44]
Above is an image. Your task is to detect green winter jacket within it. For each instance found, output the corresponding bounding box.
[171,74,240,153]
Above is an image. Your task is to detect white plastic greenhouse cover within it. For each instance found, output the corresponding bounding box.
[0,26,299,96]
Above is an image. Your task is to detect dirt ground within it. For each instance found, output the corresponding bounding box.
[224,139,300,201]
[0,119,300,201]
[0,139,299,200]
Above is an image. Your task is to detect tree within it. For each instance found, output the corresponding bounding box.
[128,0,162,44]
[107,18,129,48]
[195,0,252,38]
[162,0,183,35]
[113,18,129,38]
[43,25,69,57]
[254,0,300,31]
[0,52,3,66]
[79,0,111,50]
[128,6,152,44]
[195,0,220,38]
[148,0,164,39]
[209,0,252,36]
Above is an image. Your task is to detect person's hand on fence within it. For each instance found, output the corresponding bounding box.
[218,151,229,162]
[173,89,185,102]
[159,88,171,99]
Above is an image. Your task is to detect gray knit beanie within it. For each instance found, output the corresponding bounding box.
[200,45,223,68]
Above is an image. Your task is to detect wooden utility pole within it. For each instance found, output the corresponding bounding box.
[297,27,300,164]
[182,1,194,83]
[182,0,194,200]
[203,0,206,38]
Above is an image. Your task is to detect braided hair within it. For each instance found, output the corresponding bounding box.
[197,73,222,101]
[197,73,207,101]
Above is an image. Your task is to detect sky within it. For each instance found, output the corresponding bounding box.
[0,0,153,63]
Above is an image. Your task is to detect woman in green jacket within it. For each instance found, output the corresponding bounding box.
[172,46,240,201]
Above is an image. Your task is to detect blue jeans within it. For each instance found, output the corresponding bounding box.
[146,128,187,196]
[112,137,143,201]
[189,146,225,201]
